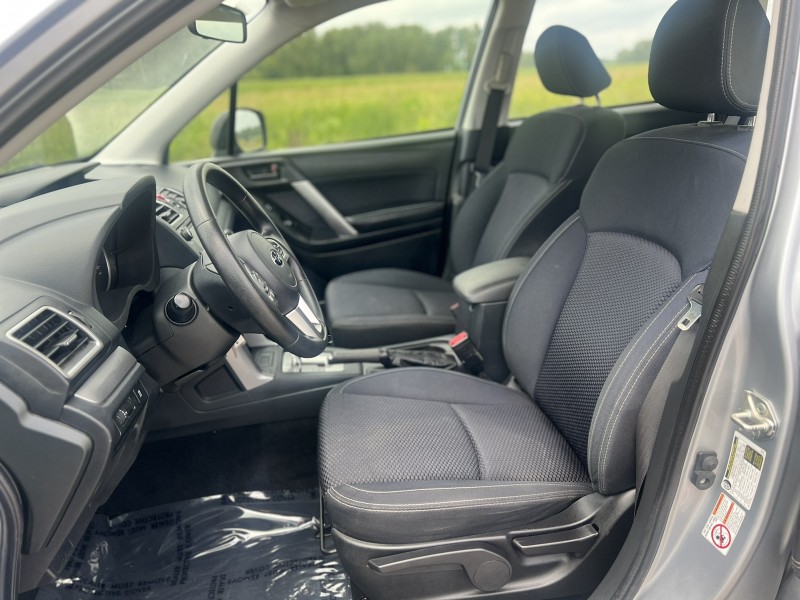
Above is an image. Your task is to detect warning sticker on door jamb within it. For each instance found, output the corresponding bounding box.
[721,430,766,510]
[702,492,745,556]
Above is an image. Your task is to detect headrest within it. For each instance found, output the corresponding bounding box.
[534,26,611,98]
[649,0,769,116]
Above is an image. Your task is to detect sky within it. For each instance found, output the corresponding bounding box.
[2,0,770,60]
[319,0,677,60]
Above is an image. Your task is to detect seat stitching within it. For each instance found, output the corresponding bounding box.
[333,317,456,328]
[590,270,706,479]
[513,111,589,182]
[340,390,528,406]
[450,405,485,479]
[409,290,429,315]
[631,136,747,161]
[328,490,590,513]
[328,486,591,511]
[334,367,504,395]
[594,317,676,480]
[503,213,581,345]
[550,112,588,180]
[492,180,571,262]
[327,494,585,514]
[587,276,691,457]
[332,484,591,507]
[724,0,756,110]
[586,276,696,470]
[720,0,738,111]
[597,313,682,493]
[334,367,529,403]
[343,481,589,494]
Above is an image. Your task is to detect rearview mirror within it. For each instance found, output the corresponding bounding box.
[189,5,247,44]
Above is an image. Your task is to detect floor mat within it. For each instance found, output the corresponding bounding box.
[37,490,351,600]
[101,419,319,516]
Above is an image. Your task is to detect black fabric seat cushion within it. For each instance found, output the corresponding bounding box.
[319,368,592,544]
[325,269,457,348]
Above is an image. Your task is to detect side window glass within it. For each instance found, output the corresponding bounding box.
[171,0,491,162]
[509,0,675,119]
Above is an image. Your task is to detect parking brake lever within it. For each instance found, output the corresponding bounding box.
[328,348,457,369]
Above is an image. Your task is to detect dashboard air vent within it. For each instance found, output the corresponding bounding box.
[155,202,181,226]
[9,308,101,377]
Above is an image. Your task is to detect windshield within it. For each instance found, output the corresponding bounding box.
[0,0,266,177]
[0,29,219,176]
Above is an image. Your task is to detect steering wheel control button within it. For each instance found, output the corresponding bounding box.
[244,264,277,302]
[165,293,198,325]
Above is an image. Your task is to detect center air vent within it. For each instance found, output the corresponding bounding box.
[155,202,182,226]
[8,307,101,377]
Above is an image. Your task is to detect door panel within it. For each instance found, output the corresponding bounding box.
[219,131,455,289]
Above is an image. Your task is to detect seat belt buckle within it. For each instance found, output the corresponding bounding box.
[449,331,484,375]
[468,163,485,188]
[678,284,704,331]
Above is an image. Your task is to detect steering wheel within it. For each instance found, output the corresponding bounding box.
[183,162,327,358]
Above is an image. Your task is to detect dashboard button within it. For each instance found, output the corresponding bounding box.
[131,381,148,405]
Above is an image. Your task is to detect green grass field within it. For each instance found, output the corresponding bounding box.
[171,63,651,161]
[2,63,651,173]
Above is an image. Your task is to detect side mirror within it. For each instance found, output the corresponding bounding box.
[189,5,247,44]
[210,109,267,156]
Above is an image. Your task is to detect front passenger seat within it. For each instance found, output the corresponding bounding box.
[318,0,769,598]
[325,26,625,348]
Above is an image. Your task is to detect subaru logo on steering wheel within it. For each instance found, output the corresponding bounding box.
[270,249,284,266]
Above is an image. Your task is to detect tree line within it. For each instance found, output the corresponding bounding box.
[246,23,482,79]
[247,24,653,80]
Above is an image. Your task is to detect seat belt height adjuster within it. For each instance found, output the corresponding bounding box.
[678,284,704,331]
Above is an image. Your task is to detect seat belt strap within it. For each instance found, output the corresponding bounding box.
[471,53,513,188]
[472,86,505,183]
[635,284,704,509]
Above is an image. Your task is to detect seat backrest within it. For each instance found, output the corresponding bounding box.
[502,0,769,495]
[449,26,625,274]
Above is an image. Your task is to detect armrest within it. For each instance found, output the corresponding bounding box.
[452,257,529,305]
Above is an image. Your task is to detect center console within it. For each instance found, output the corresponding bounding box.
[451,257,530,381]
[151,334,464,434]
[151,257,531,436]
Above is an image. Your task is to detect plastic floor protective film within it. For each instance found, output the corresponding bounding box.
[37,490,351,600]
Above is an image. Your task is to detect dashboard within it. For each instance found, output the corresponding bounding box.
[0,165,216,591]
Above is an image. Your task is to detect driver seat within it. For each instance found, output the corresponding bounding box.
[318,1,769,598]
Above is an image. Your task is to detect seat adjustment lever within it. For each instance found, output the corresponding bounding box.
[512,523,599,556]
[368,543,512,592]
